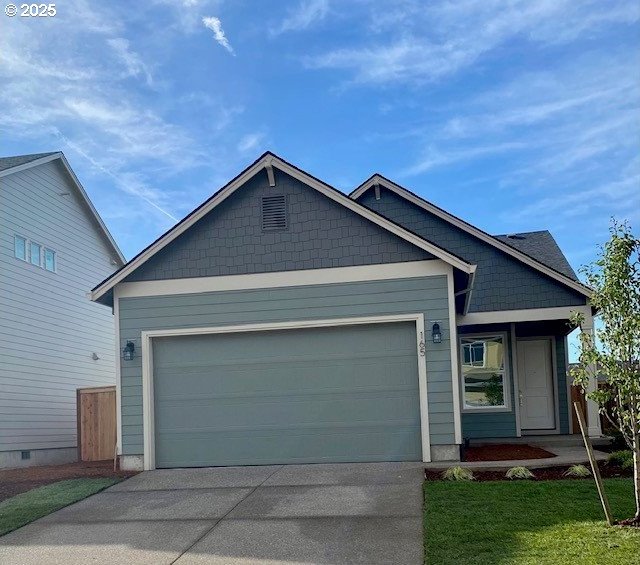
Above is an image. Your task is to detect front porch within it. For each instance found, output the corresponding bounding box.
[454,308,601,445]
[426,435,610,470]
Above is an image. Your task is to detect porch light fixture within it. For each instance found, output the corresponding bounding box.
[122,341,135,361]
[431,323,442,344]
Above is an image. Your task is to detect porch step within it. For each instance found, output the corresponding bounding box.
[468,435,612,448]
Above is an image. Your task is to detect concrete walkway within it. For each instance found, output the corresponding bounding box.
[0,462,424,565]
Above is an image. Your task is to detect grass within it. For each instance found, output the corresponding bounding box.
[424,478,640,564]
[0,477,120,537]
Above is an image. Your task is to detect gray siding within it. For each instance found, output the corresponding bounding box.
[118,275,455,455]
[126,169,432,282]
[357,186,586,312]
[0,160,120,452]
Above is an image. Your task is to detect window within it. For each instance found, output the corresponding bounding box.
[30,242,41,266]
[44,248,56,272]
[14,235,26,260]
[460,335,509,410]
[13,234,56,272]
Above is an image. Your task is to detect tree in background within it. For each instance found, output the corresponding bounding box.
[571,220,639,525]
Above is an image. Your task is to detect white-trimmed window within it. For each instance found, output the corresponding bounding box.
[44,248,56,272]
[460,334,509,410]
[30,242,42,266]
[14,235,27,261]
[13,234,56,272]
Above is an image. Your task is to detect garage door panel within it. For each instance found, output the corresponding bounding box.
[157,425,422,468]
[154,357,417,397]
[153,322,422,467]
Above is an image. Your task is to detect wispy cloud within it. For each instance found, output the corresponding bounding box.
[271,0,329,36]
[304,1,639,85]
[202,16,235,54]
[107,38,153,86]
[237,132,265,153]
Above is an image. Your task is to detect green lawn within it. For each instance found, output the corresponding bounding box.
[424,478,640,564]
[0,478,120,537]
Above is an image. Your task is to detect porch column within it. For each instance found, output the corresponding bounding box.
[581,311,602,437]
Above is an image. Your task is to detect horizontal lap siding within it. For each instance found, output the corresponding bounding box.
[556,336,570,434]
[118,275,454,454]
[0,161,119,452]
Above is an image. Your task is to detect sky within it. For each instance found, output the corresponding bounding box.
[1,2,639,301]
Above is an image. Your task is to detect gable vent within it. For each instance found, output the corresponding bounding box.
[261,195,288,231]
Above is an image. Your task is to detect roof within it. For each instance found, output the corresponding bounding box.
[350,173,590,298]
[0,151,125,265]
[0,152,59,172]
[494,231,578,281]
[90,151,476,304]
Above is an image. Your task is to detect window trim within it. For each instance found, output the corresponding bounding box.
[459,331,511,413]
[14,235,27,261]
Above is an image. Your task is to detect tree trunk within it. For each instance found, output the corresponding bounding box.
[634,438,640,522]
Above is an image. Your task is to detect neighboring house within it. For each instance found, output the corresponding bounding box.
[0,152,125,468]
[90,152,598,471]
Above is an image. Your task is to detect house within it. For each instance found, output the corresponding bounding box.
[0,152,125,468]
[90,152,599,471]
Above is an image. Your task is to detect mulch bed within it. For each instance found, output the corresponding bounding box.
[0,460,138,502]
[425,462,632,482]
[463,443,556,462]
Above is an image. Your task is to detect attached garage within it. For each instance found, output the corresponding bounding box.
[148,319,426,468]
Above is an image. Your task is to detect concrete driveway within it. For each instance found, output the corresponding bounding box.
[0,462,424,564]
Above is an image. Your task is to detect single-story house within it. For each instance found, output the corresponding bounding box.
[91,152,600,471]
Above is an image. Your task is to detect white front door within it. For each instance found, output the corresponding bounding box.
[517,339,555,430]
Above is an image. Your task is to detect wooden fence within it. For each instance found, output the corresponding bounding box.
[77,386,116,462]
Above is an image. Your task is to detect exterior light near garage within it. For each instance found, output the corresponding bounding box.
[122,340,135,361]
[431,323,442,344]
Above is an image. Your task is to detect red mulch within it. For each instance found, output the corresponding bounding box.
[0,460,138,502]
[425,462,632,482]
[464,443,556,462]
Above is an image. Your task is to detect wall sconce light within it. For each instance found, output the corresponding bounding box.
[431,323,442,344]
[122,341,135,361]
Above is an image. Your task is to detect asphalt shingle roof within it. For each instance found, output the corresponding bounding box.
[494,230,579,281]
[0,152,59,172]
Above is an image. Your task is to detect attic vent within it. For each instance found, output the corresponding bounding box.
[506,233,526,240]
[261,195,288,231]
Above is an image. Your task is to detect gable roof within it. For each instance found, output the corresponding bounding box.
[0,151,125,265]
[90,152,475,303]
[350,173,590,298]
[0,152,59,172]
[494,231,578,281]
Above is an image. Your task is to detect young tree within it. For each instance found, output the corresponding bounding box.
[571,220,640,525]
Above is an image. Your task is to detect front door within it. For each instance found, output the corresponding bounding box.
[517,339,555,430]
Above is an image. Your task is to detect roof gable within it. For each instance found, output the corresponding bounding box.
[351,174,589,299]
[0,152,125,265]
[124,166,433,282]
[91,152,474,303]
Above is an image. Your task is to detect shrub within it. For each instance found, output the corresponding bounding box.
[608,450,633,468]
[564,464,591,477]
[505,466,534,480]
[442,466,474,481]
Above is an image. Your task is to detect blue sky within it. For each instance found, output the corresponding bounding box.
[2,1,639,271]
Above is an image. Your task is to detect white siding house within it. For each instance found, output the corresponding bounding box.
[0,152,124,468]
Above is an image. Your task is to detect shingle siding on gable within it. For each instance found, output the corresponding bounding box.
[357,186,586,312]
[125,169,433,282]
